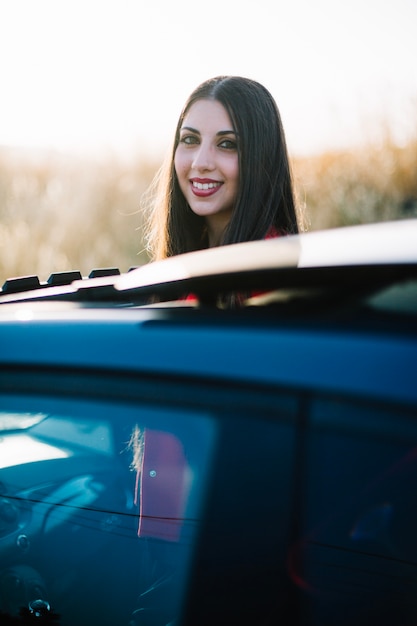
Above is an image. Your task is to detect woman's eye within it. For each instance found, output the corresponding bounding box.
[180,135,199,145]
[219,138,237,150]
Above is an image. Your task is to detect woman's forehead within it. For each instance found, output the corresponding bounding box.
[181,99,234,133]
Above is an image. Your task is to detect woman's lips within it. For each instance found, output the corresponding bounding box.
[190,179,222,197]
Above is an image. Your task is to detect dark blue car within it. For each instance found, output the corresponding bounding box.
[0,219,416,625]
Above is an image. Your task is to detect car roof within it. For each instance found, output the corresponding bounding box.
[1,219,417,307]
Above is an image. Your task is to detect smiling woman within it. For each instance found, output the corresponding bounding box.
[144,75,302,261]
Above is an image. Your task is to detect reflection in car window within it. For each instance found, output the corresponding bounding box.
[0,433,69,469]
[31,416,115,455]
[0,412,47,431]
[0,395,217,626]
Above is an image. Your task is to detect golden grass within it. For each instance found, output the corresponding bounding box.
[293,135,417,230]
[0,149,158,282]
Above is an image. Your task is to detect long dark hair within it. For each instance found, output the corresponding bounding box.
[145,76,300,260]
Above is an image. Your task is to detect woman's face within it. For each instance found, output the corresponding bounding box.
[174,99,239,231]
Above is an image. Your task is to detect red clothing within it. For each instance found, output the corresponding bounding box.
[137,429,189,542]
[264,225,283,239]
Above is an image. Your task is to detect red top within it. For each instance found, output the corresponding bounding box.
[137,429,189,542]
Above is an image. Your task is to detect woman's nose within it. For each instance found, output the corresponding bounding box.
[192,144,214,171]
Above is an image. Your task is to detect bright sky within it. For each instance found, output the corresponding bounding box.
[0,0,416,160]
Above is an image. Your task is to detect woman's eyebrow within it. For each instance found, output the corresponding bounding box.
[180,126,200,134]
[180,126,236,136]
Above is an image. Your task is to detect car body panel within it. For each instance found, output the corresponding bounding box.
[0,303,416,406]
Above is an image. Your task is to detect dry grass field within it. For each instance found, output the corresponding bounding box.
[1,132,416,283]
[0,149,156,281]
[293,135,417,231]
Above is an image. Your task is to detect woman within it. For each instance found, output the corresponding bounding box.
[144,75,301,261]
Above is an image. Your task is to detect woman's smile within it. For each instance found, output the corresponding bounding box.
[190,178,223,196]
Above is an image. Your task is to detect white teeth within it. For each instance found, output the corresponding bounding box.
[192,181,220,190]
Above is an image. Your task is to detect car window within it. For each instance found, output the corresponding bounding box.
[296,396,417,625]
[0,394,217,626]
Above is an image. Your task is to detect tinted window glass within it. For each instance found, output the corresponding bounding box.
[296,397,417,626]
[0,395,216,626]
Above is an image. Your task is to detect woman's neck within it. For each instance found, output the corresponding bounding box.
[206,213,232,248]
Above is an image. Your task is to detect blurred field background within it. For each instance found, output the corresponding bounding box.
[1,124,416,283]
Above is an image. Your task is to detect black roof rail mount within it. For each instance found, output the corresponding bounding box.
[1,268,121,296]
[47,271,82,286]
[1,275,41,295]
